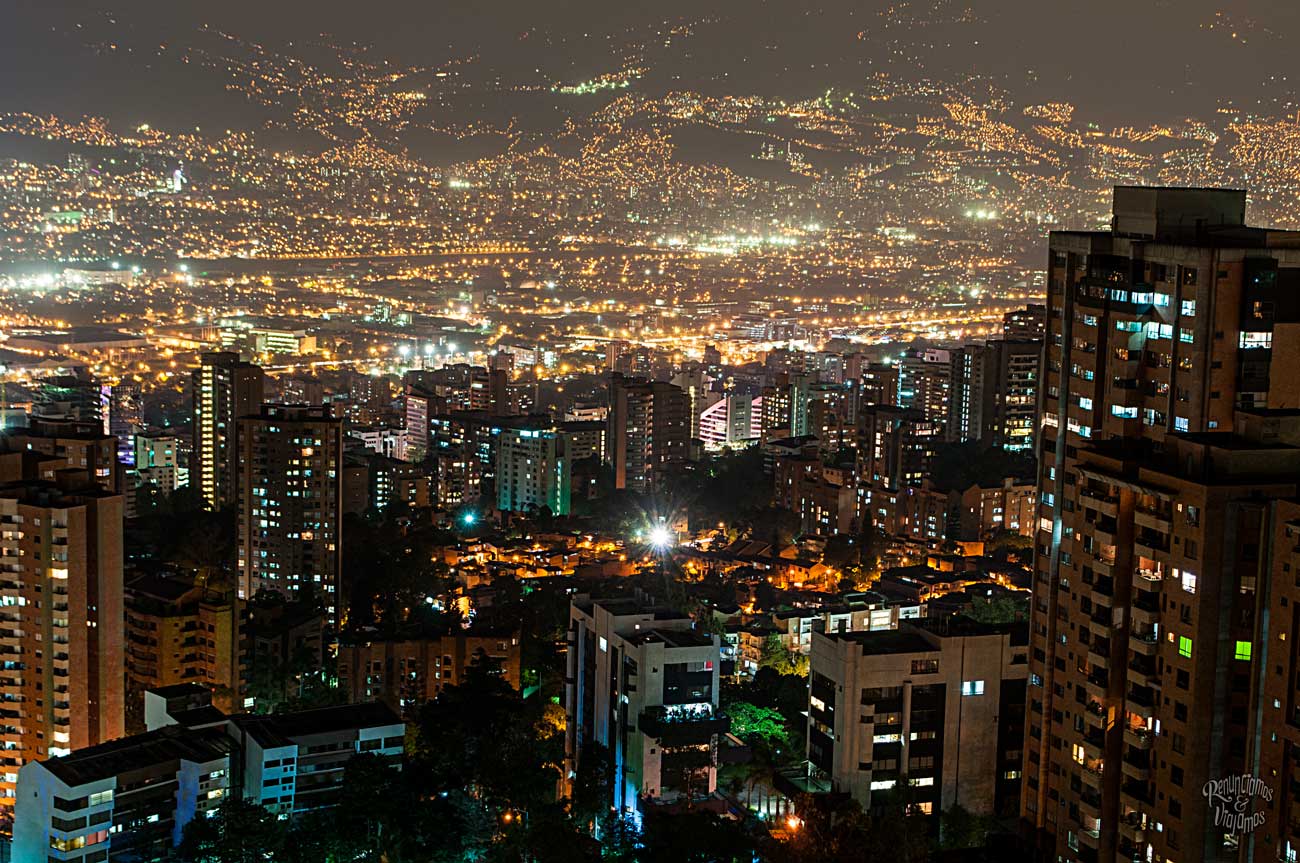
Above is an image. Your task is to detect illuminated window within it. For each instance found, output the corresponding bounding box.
[1178,636,1193,658]
[1234,641,1252,662]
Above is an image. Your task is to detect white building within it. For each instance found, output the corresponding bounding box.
[565,595,727,820]
[14,684,405,861]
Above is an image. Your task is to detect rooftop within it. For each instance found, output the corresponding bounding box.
[41,725,234,788]
[230,701,402,749]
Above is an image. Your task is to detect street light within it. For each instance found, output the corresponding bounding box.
[462,512,477,527]
[648,525,673,551]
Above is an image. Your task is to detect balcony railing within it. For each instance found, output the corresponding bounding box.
[638,707,730,744]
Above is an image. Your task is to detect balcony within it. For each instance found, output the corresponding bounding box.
[1134,530,1170,558]
[1119,813,1147,846]
[1085,668,1109,699]
[1121,778,1154,807]
[1123,722,1154,753]
[1080,489,1119,517]
[1122,756,1150,783]
[1127,657,1159,689]
[1078,789,1103,822]
[1080,727,1106,760]
[638,707,730,745]
[1125,687,1157,724]
[1134,509,1172,534]
[1131,591,1160,625]
[1134,566,1164,586]
[1130,628,1159,657]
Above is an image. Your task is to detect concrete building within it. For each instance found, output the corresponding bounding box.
[1026,186,1300,863]
[125,572,244,719]
[697,393,761,450]
[191,352,264,510]
[13,684,403,861]
[1002,303,1047,340]
[0,470,125,820]
[809,618,1028,818]
[607,375,690,493]
[0,416,121,494]
[774,452,858,537]
[760,371,815,441]
[949,339,1042,452]
[565,595,728,820]
[337,631,522,715]
[133,430,188,497]
[31,373,102,426]
[14,723,233,863]
[496,425,572,516]
[897,349,953,439]
[341,449,429,515]
[857,405,941,493]
[236,405,343,621]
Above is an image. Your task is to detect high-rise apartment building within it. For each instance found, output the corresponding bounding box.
[760,371,815,441]
[102,381,142,465]
[337,631,522,715]
[697,393,761,450]
[607,374,690,493]
[808,381,859,455]
[670,366,715,440]
[0,470,125,820]
[191,352,265,510]
[809,618,1028,818]
[565,595,728,820]
[1025,186,1300,863]
[32,373,102,426]
[0,416,120,494]
[856,405,941,492]
[1004,303,1048,340]
[236,405,342,621]
[133,430,188,497]
[950,339,1043,452]
[124,572,244,719]
[897,349,953,438]
[496,425,572,516]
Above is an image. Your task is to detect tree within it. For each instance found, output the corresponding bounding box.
[570,740,614,831]
[410,661,562,815]
[725,701,790,748]
[965,595,1029,624]
[939,803,996,850]
[178,798,286,862]
[601,810,755,863]
[774,793,873,863]
[758,634,809,677]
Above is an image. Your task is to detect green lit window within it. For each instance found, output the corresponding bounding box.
[1234,641,1252,661]
[1178,636,1193,658]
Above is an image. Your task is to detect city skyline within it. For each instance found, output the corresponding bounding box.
[5,2,1300,862]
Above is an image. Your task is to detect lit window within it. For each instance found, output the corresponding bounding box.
[961,680,985,696]
[1234,641,1252,662]
[1178,636,1193,658]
